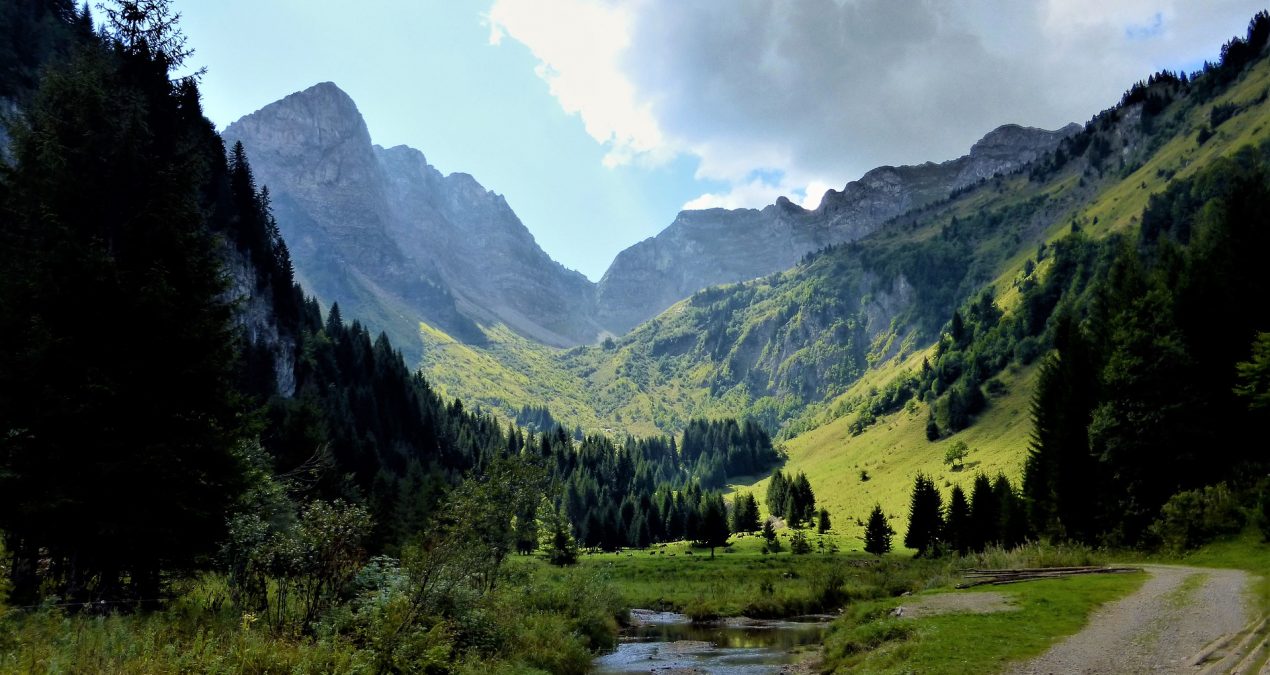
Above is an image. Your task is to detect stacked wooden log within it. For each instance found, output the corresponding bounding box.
[956,565,1142,588]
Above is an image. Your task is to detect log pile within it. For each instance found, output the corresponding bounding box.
[956,565,1142,588]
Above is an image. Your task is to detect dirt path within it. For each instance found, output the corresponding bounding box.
[1006,564,1259,674]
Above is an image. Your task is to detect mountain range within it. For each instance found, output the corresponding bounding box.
[224,83,1077,359]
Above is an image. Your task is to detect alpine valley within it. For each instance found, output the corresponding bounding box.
[2,3,1268,674]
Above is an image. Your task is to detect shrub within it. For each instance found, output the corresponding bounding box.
[509,613,593,675]
[1150,483,1245,551]
[683,597,720,623]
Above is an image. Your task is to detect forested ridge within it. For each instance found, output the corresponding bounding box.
[0,0,781,610]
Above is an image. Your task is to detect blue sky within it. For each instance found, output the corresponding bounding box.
[173,1,1267,280]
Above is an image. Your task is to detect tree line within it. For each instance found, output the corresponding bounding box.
[0,1,775,606]
[1024,144,1270,547]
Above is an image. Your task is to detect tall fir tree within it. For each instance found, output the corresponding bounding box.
[864,504,894,556]
[904,474,944,557]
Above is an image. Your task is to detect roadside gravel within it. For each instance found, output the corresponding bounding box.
[1006,564,1254,674]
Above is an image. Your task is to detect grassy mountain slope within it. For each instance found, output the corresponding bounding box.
[739,363,1038,545]
[728,40,1270,539]
[418,37,1270,540]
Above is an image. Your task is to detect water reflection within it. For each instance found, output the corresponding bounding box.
[593,614,826,673]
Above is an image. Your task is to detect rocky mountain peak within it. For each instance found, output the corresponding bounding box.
[225,82,370,165]
[596,121,1077,334]
[224,84,605,354]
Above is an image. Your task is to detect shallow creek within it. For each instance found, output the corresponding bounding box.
[592,610,828,673]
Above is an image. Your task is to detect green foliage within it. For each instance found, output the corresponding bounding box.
[1149,483,1246,551]
[0,0,89,101]
[1026,144,1270,546]
[1234,332,1270,410]
[694,493,730,556]
[223,500,371,633]
[761,519,780,552]
[789,530,812,555]
[730,492,761,534]
[0,9,254,604]
[944,440,969,469]
[538,502,579,567]
[680,417,778,489]
[765,469,816,526]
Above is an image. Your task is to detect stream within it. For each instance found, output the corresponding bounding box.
[593,610,828,673]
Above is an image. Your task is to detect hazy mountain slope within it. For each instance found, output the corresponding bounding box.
[222,83,480,357]
[224,82,1077,360]
[595,123,1079,334]
[223,82,603,357]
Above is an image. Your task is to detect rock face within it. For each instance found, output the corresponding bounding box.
[374,145,600,347]
[226,82,1074,352]
[223,83,603,355]
[596,123,1080,334]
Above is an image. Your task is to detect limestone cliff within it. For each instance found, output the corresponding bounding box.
[595,123,1080,334]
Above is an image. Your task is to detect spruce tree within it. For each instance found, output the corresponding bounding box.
[864,504,894,556]
[766,469,789,517]
[762,519,780,551]
[0,10,251,601]
[904,474,944,557]
[945,485,971,555]
[969,473,999,552]
[697,493,730,558]
[993,474,1029,549]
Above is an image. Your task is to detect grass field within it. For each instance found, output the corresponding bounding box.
[518,535,955,620]
[821,571,1147,674]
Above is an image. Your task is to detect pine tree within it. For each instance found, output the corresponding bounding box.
[789,529,812,554]
[945,485,971,556]
[539,503,578,566]
[969,473,999,552]
[697,493,730,558]
[817,508,832,534]
[904,474,944,557]
[993,474,1029,549]
[766,469,789,517]
[864,504,894,556]
[762,519,780,551]
[0,14,251,601]
[731,492,760,533]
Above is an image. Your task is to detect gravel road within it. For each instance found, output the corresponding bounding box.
[1006,564,1255,674]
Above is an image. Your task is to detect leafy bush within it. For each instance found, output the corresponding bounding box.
[1150,483,1246,551]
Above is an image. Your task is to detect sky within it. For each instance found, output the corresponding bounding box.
[171,0,1268,281]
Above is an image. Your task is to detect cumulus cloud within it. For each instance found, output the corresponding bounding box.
[488,0,1267,209]
[485,0,668,167]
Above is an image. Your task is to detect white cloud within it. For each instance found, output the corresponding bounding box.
[490,0,1268,210]
[682,174,834,211]
[485,0,669,168]
[800,180,834,210]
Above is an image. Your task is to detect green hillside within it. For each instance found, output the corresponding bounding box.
[741,363,1038,546]
[732,45,1270,540]
[412,41,1270,545]
[423,47,1270,442]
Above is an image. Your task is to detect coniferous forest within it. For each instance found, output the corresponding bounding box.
[1,2,1269,674]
